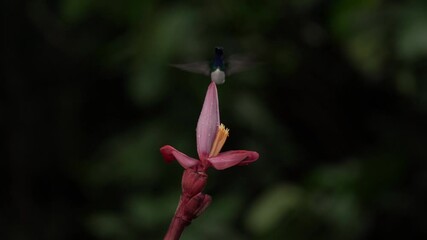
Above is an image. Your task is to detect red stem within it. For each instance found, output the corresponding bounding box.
[164,198,189,240]
[164,169,210,239]
[164,215,188,240]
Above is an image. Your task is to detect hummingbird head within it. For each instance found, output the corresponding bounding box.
[212,47,225,72]
[214,47,224,57]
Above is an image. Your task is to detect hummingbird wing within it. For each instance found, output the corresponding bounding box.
[170,61,210,76]
[225,54,260,76]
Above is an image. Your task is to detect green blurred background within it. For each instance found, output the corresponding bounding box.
[3,0,427,239]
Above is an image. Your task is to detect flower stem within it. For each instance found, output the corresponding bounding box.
[164,198,189,240]
[164,214,188,240]
[164,170,211,239]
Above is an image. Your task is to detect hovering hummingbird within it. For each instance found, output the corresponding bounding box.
[170,47,258,84]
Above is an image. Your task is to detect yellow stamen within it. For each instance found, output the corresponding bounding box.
[209,123,229,157]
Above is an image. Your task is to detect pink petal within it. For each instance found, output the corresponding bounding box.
[207,150,259,170]
[160,145,199,169]
[196,82,220,160]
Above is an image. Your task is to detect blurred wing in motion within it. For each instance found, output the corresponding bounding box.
[225,54,261,76]
[170,61,210,76]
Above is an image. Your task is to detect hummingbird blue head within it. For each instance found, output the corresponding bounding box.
[215,47,224,57]
[212,47,225,71]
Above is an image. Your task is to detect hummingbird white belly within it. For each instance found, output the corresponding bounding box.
[210,68,225,84]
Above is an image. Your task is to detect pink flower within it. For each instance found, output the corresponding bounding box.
[160,81,259,171]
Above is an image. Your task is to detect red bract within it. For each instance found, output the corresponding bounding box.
[160,81,259,171]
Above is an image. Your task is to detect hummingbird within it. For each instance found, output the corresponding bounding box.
[170,47,258,84]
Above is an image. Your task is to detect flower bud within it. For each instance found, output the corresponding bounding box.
[181,169,208,197]
[182,193,212,222]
